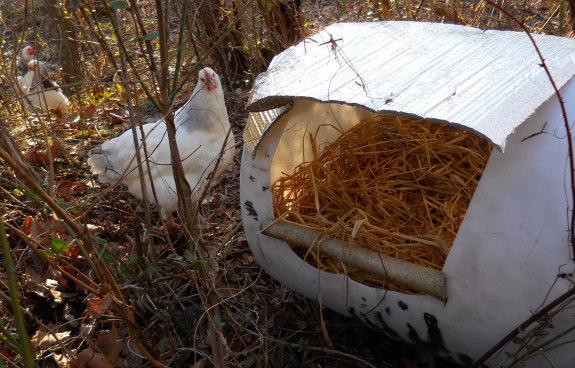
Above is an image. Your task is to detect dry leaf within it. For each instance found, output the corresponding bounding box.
[45,278,65,303]
[22,216,32,235]
[86,294,113,317]
[28,217,45,238]
[96,325,125,367]
[57,180,87,201]
[73,348,113,368]
[22,263,44,291]
[31,326,70,351]
[83,105,97,118]
[210,192,222,203]
[26,142,63,165]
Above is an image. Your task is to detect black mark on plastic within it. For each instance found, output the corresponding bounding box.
[244,201,258,220]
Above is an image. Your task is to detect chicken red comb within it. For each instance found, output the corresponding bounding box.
[203,68,214,78]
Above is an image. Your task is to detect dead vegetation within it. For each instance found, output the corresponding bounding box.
[0,1,572,368]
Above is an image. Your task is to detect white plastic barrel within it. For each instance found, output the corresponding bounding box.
[240,22,575,367]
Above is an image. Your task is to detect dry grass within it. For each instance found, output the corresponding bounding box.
[273,114,492,292]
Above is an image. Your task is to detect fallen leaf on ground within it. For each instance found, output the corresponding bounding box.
[57,180,87,201]
[26,142,63,165]
[83,105,97,119]
[86,294,113,317]
[96,324,125,367]
[22,263,44,291]
[31,325,71,351]
[73,348,113,368]
[22,216,32,234]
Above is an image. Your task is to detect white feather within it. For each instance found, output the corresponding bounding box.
[26,88,70,113]
[88,67,236,212]
[16,75,26,91]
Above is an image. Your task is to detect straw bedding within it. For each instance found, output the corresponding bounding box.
[272,114,492,292]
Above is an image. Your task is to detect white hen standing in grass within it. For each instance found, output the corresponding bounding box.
[88,67,236,212]
[18,60,70,113]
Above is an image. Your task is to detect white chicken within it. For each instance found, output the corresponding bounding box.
[18,60,70,113]
[88,67,236,212]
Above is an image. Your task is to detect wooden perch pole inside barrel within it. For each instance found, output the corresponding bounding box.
[260,218,447,302]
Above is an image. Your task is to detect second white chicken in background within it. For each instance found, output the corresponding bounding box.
[88,67,236,213]
[18,60,70,113]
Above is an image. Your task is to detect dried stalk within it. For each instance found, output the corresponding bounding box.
[261,218,447,301]
[0,221,36,368]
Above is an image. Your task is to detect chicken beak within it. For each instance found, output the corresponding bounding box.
[206,76,217,91]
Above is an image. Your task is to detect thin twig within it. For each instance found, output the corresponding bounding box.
[469,288,575,367]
